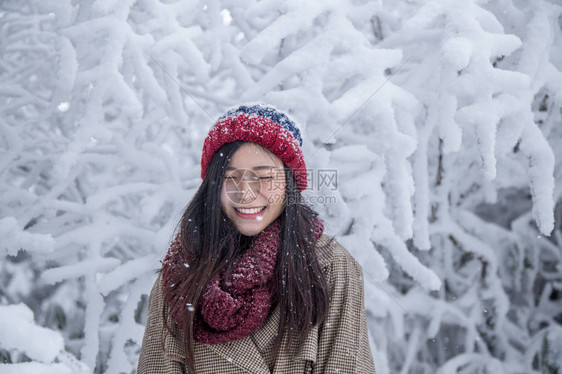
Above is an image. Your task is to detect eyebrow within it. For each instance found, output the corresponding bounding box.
[226,165,281,171]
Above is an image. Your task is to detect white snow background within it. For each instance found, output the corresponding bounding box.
[1,0,561,373]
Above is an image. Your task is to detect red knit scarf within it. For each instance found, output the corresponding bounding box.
[161,217,324,345]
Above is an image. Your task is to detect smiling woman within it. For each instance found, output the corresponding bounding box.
[221,143,286,236]
[137,104,376,373]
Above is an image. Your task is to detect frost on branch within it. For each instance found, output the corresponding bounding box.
[1,0,561,373]
[0,304,90,373]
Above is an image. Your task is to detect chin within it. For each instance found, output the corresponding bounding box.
[235,223,267,236]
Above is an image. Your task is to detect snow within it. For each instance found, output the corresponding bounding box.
[1,0,561,372]
[0,217,55,256]
[0,363,73,374]
[441,37,472,71]
[519,120,555,235]
[0,304,64,362]
[41,257,121,285]
[57,102,70,113]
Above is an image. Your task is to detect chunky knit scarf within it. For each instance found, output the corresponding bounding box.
[161,217,324,345]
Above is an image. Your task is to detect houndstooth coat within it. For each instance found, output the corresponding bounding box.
[137,234,376,373]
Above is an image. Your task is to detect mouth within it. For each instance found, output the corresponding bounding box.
[234,206,266,218]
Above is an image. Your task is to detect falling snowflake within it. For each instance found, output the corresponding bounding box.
[57,101,70,112]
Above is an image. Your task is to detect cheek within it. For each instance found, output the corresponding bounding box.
[220,184,229,212]
[268,187,286,213]
[263,177,286,198]
[263,186,283,207]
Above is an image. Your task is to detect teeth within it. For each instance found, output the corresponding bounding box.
[236,207,265,214]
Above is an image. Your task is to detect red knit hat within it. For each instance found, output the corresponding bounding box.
[201,104,308,191]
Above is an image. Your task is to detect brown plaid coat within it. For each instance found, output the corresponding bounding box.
[137,234,376,373]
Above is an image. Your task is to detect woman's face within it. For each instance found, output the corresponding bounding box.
[221,142,286,236]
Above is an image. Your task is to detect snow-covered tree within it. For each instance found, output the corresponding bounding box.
[1,0,560,373]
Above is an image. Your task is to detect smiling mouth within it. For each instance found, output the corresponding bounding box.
[234,207,265,214]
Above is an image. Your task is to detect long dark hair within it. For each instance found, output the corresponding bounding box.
[163,140,330,374]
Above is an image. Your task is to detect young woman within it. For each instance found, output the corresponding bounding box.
[137,105,375,373]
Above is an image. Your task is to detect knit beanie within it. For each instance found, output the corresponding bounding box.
[201,104,308,191]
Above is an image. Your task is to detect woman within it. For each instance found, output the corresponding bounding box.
[137,104,375,373]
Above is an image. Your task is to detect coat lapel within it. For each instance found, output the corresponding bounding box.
[163,318,270,373]
[205,335,270,373]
